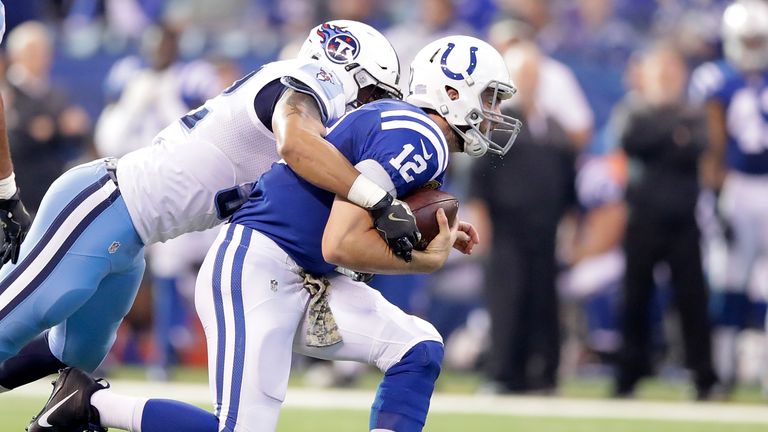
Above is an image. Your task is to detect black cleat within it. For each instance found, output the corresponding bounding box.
[27,367,109,432]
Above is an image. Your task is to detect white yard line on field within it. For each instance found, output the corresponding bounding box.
[7,379,768,424]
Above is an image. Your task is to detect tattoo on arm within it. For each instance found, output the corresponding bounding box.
[282,90,322,121]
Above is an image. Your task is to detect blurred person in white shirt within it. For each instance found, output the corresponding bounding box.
[490,18,594,150]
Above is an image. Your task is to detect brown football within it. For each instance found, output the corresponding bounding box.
[402,188,459,250]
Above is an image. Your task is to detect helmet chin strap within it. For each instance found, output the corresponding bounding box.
[462,129,488,158]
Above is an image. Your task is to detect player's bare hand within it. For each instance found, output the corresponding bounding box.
[412,208,458,272]
[453,221,479,255]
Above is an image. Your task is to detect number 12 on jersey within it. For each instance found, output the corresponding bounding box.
[389,143,428,182]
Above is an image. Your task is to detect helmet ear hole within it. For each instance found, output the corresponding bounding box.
[445,86,459,101]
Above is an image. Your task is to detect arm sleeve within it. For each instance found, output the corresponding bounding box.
[280,62,347,126]
[540,59,594,133]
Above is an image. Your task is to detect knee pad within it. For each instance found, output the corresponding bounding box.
[370,341,444,432]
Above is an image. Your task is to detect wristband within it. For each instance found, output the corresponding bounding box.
[0,172,17,200]
[348,174,388,209]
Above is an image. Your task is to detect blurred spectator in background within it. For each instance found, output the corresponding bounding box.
[3,20,90,212]
[559,151,627,369]
[469,41,576,394]
[490,18,594,150]
[543,0,639,154]
[614,43,717,399]
[386,0,474,86]
[651,0,729,65]
[689,0,768,395]
[326,0,388,29]
[95,23,219,156]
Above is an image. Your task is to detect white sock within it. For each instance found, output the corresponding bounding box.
[90,388,148,432]
[713,327,739,385]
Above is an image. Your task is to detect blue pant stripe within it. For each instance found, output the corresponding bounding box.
[212,224,235,416]
[0,185,119,321]
[0,175,111,294]
[224,227,251,431]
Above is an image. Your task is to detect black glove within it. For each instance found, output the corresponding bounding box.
[0,189,32,267]
[370,194,421,263]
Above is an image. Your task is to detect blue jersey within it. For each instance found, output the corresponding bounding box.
[231,100,449,275]
[690,60,768,174]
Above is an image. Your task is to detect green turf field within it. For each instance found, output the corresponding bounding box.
[4,368,767,431]
[4,396,768,432]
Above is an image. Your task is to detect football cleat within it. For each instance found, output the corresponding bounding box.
[27,367,109,432]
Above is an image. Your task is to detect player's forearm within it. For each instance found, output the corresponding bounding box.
[0,96,14,179]
[324,228,439,274]
[323,198,441,274]
[274,89,387,208]
[701,101,727,190]
[280,130,361,199]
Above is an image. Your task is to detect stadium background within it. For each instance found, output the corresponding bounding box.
[1,0,768,430]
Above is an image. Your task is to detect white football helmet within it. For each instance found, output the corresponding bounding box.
[407,35,522,157]
[722,0,768,72]
[298,20,402,107]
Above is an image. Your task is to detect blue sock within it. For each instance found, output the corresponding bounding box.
[0,330,66,390]
[141,399,219,432]
[370,341,444,432]
[711,291,750,327]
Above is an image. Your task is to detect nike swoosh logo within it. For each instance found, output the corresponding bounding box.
[38,389,79,427]
[420,139,433,160]
[388,213,410,222]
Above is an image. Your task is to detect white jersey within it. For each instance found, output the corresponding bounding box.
[116,59,347,244]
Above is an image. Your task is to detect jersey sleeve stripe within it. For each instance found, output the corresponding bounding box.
[381,109,447,143]
[381,119,448,180]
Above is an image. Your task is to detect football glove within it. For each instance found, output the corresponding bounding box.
[0,189,31,268]
[370,193,421,263]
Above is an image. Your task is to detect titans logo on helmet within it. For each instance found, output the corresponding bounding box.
[316,23,360,64]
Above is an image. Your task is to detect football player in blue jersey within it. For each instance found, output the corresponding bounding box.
[689,0,768,393]
[0,19,421,418]
[29,35,521,432]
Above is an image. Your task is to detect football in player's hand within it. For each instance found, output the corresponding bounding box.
[401,188,459,250]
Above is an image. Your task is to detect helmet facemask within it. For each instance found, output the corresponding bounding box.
[450,81,522,157]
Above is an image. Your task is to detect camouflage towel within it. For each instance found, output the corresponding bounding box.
[300,271,342,347]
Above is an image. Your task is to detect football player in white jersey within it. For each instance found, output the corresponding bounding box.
[690,0,768,392]
[0,0,33,279]
[28,36,521,432]
[0,20,419,402]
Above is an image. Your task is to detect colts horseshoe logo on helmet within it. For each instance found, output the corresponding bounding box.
[440,42,478,80]
[316,23,360,64]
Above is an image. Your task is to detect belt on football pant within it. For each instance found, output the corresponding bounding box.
[299,270,342,347]
[105,157,119,187]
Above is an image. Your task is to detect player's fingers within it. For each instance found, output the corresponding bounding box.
[435,208,449,233]
[453,231,471,254]
[462,221,480,245]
